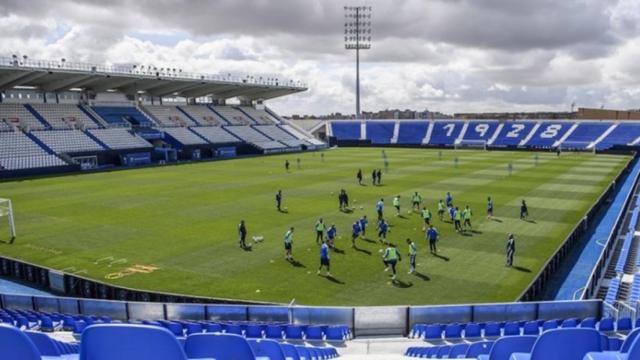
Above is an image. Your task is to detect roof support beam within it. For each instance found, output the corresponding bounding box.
[41,74,96,92]
[147,82,205,97]
[89,78,140,93]
[0,71,49,91]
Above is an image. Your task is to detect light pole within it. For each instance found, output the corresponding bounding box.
[344,5,372,120]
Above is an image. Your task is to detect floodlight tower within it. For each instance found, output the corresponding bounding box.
[344,5,372,119]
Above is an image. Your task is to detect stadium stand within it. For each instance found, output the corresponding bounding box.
[92,106,155,127]
[490,122,537,146]
[30,103,101,130]
[365,121,395,144]
[0,131,67,170]
[597,123,640,150]
[561,122,613,149]
[461,121,500,142]
[30,130,104,153]
[396,121,429,145]
[162,127,208,146]
[0,103,48,130]
[255,125,308,147]
[429,121,465,145]
[522,121,573,147]
[142,105,197,127]
[213,106,255,125]
[190,126,241,144]
[87,128,152,150]
[178,105,228,126]
[281,124,326,146]
[225,125,288,150]
[239,106,279,124]
[331,121,361,140]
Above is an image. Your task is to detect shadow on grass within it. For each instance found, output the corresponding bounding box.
[325,275,345,284]
[353,247,372,256]
[289,260,306,268]
[341,208,354,214]
[523,219,536,224]
[392,279,413,288]
[241,246,253,252]
[414,272,431,281]
[332,247,345,255]
[512,266,531,273]
[492,218,503,223]
[361,237,376,244]
[433,253,450,262]
[278,209,289,214]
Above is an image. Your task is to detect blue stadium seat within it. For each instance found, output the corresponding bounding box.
[428,121,464,145]
[325,326,346,341]
[449,343,469,358]
[465,323,482,338]
[79,324,187,360]
[598,318,615,332]
[525,122,573,147]
[265,324,284,339]
[477,335,535,360]
[444,323,462,340]
[185,333,255,360]
[580,317,597,329]
[542,320,558,332]
[397,122,428,144]
[523,321,540,335]
[25,331,64,358]
[245,324,264,338]
[466,341,494,358]
[484,322,502,337]
[561,318,578,328]
[295,345,311,360]
[331,122,361,140]
[366,121,395,144]
[584,329,640,359]
[504,322,520,336]
[248,339,286,360]
[285,325,304,340]
[510,328,601,360]
[184,322,203,335]
[436,344,451,358]
[281,343,301,360]
[206,323,222,333]
[305,325,324,340]
[617,317,632,332]
[491,122,536,146]
[607,337,623,352]
[0,323,42,360]
[424,324,443,339]
[224,323,243,336]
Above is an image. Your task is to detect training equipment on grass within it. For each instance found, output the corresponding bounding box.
[0,198,16,240]
[252,236,264,243]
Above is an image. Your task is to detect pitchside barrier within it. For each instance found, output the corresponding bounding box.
[0,292,602,337]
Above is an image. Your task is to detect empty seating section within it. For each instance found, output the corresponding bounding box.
[92,106,154,127]
[491,122,537,146]
[605,278,621,305]
[31,103,100,129]
[88,128,152,149]
[240,106,278,124]
[178,105,227,125]
[190,126,241,144]
[0,155,66,170]
[282,124,326,146]
[255,125,307,147]
[525,122,572,147]
[0,103,46,130]
[397,122,428,144]
[597,123,640,150]
[429,121,464,145]
[463,121,499,141]
[225,126,287,150]
[366,121,395,144]
[162,127,207,145]
[31,130,104,153]
[0,132,68,170]
[144,105,196,127]
[562,122,612,149]
[331,121,361,140]
[213,106,254,125]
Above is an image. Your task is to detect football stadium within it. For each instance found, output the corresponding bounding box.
[2,2,640,359]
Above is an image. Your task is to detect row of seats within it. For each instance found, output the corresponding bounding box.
[331,121,640,150]
[87,128,153,149]
[31,130,105,153]
[2,323,339,360]
[213,106,255,125]
[406,327,640,360]
[409,317,637,340]
[0,154,67,170]
[0,103,47,130]
[143,105,197,127]
[30,103,101,129]
[190,126,242,144]
[179,105,228,126]
[240,106,280,125]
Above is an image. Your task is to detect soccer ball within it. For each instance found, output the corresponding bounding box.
[252,236,264,243]
[360,206,364,210]
[407,210,411,214]
[354,199,357,203]
[256,289,261,293]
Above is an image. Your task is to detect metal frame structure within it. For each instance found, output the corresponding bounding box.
[344,5,372,119]
[0,198,16,240]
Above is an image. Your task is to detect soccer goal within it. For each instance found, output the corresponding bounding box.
[454,139,487,150]
[0,198,16,240]
[558,141,596,154]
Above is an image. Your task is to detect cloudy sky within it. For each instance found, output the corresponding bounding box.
[1,0,640,116]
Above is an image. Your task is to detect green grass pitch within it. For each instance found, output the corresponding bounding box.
[0,148,630,306]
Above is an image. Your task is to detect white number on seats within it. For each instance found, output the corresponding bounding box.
[506,124,525,138]
[540,124,562,138]
[475,124,489,137]
[443,123,456,137]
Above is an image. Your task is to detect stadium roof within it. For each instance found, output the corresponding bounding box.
[0,56,307,100]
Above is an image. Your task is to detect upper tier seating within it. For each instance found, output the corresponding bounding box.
[92,106,155,127]
[254,125,307,147]
[239,107,278,124]
[213,106,254,125]
[525,122,572,147]
[0,104,46,130]
[31,104,100,130]
[190,126,241,144]
[162,127,208,146]
[597,123,640,150]
[331,121,361,140]
[225,125,273,143]
[87,128,152,149]
[366,121,395,144]
[429,121,465,145]
[178,105,228,126]
[562,122,613,149]
[492,122,537,146]
[31,130,104,153]
[143,105,196,127]
[397,122,428,144]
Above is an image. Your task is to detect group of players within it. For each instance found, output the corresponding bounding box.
[237,159,525,282]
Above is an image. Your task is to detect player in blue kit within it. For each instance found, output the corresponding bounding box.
[351,221,361,248]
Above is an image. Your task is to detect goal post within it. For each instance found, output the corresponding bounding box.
[0,198,16,240]
[454,139,487,151]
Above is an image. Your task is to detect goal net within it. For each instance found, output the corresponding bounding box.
[558,141,596,154]
[454,139,487,150]
[0,198,16,240]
